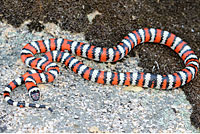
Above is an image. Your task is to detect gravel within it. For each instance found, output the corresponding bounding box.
[0,22,199,133]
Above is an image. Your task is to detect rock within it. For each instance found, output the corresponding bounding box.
[87,10,102,24]
[123,85,144,92]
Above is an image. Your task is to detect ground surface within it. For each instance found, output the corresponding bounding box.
[0,0,199,132]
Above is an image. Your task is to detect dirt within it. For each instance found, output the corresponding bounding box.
[0,0,199,129]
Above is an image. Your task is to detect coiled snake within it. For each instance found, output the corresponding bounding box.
[3,28,199,112]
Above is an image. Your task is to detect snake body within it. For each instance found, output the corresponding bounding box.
[3,28,199,111]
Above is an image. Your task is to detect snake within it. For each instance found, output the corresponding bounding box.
[3,28,199,112]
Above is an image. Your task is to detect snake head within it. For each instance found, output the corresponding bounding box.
[30,90,40,101]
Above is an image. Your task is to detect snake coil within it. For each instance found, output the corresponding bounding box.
[3,28,199,111]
